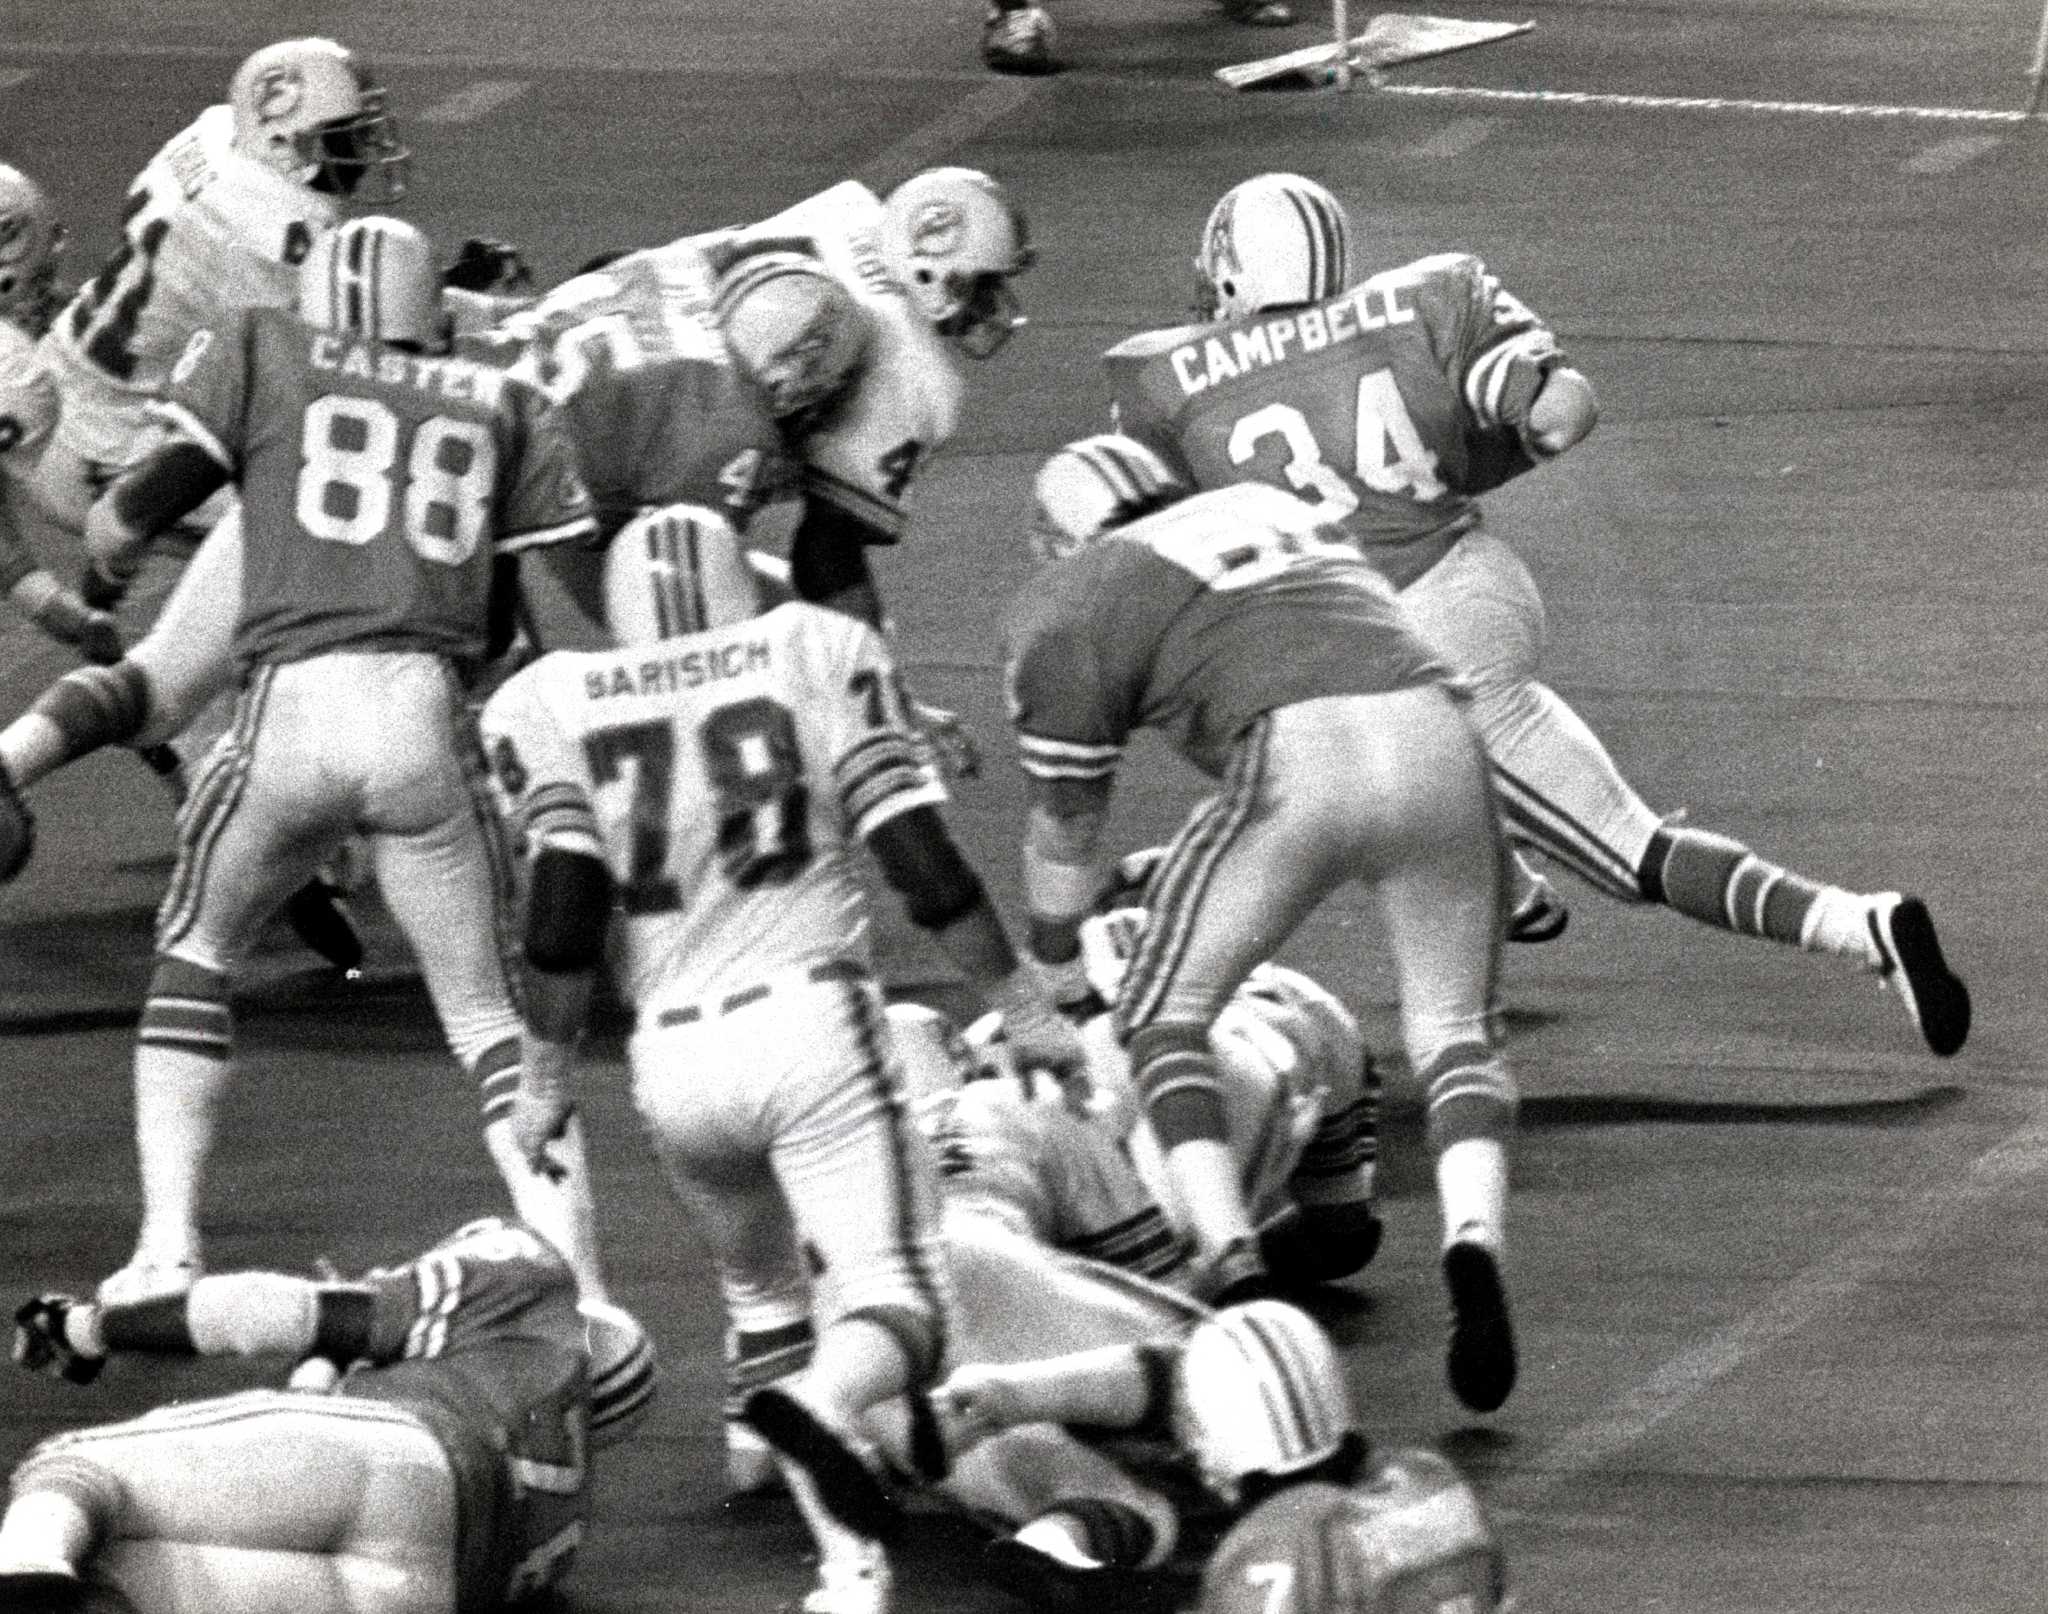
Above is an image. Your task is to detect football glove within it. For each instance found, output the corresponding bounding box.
[0,760,33,884]
[443,237,536,295]
[13,1295,104,1385]
[77,560,130,614]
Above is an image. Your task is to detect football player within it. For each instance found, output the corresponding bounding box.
[980,0,1296,77]
[930,1297,1506,1609]
[62,215,642,1402]
[1005,434,1521,1414]
[889,921,1382,1298]
[1105,170,1971,1058]
[3,1216,651,1614]
[0,164,121,664]
[475,503,1085,1606]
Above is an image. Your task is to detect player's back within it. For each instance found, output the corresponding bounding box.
[479,249,793,538]
[51,105,335,394]
[1106,252,1554,588]
[341,1219,593,1607]
[1006,481,1445,778]
[191,306,585,671]
[490,599,921,1014]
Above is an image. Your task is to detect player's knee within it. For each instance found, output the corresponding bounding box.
[139,954,232,1059]
[1417,1041,1518,1151]
[841,1301,946,1388]
[724,1317,818,1417]
[1129,1020,1228,1147]
[31,661,151,764]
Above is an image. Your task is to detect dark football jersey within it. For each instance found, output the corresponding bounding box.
[1105,252,1565,588]
[1004,482,1447,782]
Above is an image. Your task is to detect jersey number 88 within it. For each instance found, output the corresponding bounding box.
[296,395,498,563]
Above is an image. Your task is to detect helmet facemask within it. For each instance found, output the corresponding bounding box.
[303,84,410,202]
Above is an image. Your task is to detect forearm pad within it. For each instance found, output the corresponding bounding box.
[868,805,986,931]
[526,846,611,973]
[113,442,229,539]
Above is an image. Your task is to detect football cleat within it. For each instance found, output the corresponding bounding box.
[283,877,364,976]
[96,1254,201,1307]
[1260,1200,1383,1285]
[983,1515,1153,1614]
[742,1386,903,1541]
[1443,1241,1516,1413]
[725,1417,784,1496]
[0,759,34,883]
[1866,893,1970,1057]
[1218,0,1297,25]
[982,4,1060,74]
[802,1539,893,1614]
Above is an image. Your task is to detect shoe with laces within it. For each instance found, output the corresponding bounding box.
[283,878,364,976]
[1443,1240,1516,1413]
[1506,874,1570,943]
[1866,893,1970,1057]
[982,5,1060,77]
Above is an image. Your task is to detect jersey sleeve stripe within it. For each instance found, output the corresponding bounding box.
[521,781,598,843]
[1463,329,1559,426]
[148,400,236,472]
[800,464,907,537]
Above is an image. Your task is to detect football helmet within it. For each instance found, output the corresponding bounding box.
[228,37,410,201]
[0,162,66,335]
[1174,1300,1357,1506]
[1032,433,1183,559]
[714,250,874,422]
[1199,1448,1508,1614]
[1233,963,1364,1094]
[882,167,1035,359]
[1195,173,1353,322]
[297,216,439,347]
[585,1299,659,1448]
[603,503,762,645]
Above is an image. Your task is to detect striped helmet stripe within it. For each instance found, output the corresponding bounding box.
[1237,1307,1335,1459]
[1280,183,1347,301]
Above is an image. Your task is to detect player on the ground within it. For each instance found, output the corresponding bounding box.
[67,217,640,1403]
[1105,170,1971,1058]
[0,164,122,666]
[888,921,1382,1296]
[476,502,1085,1610]
[3,1215,650,1614]
[1005,434,1521,1414]
[979,0,1296,77]
[930,1296,1508,1611]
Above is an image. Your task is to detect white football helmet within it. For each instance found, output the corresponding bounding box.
[882,167,1035,359]
[0,163,65,334]
[714,250,873,422]
[1195,173,1353,322]
[1233,964,1364,1095]
[1032,433,1183,558]
[228,37,409,201]
[297,216,439,347]
[1174,1300,1358,1506]
[603,503,762,645]
[584,1299,659,1448]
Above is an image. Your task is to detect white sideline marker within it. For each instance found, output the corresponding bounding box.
[1218,12,1533,93]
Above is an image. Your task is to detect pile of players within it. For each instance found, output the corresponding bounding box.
[0,31,1973,1614]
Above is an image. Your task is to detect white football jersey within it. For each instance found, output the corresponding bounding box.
[690,181,965,539]
[479,600,948,1014]
[48,104,339,395]
[0,320,57,468]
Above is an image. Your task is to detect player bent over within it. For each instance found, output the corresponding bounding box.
[477,505,1084,1614]
[1006,435,1521,1413]
[929,1297,1508,1612]
[2,1216,648,1614]
[63,217,639,1406]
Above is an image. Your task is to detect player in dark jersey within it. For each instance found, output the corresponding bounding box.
[1003,435,1519,1413]
[1106,170,1969,1061]
[56,218,632,1383]
[3,1216,646,1614]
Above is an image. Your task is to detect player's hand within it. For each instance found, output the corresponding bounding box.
[31,587,123,665]
[13,1295,104,1385]
[509,1079,575,1183]
[0,761,34,884]
[77,560,130,615]
[910,698,981,781]
[443,237,536,295]
[988,972,1092,1114]
[928,1364,1029,1454]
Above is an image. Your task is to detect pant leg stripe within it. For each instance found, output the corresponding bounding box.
[1119,717,1270,1031]
[1490,762,1641,899]
[157,668,272,951]
[449,672,524,1012]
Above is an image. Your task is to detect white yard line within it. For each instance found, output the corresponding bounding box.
[1503,1105,2048,1501]
[1377,82,2034,126]
[855,77,1042,192]
[415,80,530,124]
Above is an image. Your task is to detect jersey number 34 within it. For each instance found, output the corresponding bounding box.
[1229,368,1447,511]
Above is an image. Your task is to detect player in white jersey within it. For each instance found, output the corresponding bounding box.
[0,165,124,667]
[890,928,1382,1298]
[477,503,1084,1603]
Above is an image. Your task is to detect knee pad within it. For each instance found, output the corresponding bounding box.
[1417,1041,1518,1152]
[1127,1021,1227,1148]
